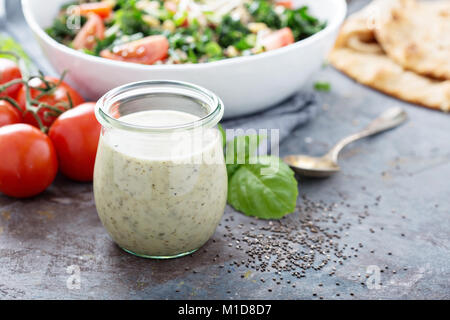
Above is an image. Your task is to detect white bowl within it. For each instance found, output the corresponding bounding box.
[22,0,346,118]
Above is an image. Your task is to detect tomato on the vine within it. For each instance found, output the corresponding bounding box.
[49,102,101,182]
[0,58,22,98]
[16,76,84,129]
[0,100,22,127]
[0,123,58,198]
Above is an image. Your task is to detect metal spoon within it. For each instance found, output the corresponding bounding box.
[283,107,408,178]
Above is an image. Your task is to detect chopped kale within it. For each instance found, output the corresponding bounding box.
[46,0,326,64]
[216,15,250,48]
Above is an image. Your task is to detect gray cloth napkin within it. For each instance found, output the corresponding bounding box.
[222,93,317,142]
[2,0,318,140]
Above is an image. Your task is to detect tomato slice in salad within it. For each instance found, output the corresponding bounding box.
[276,1,294,9]
[100,35,170,65]
[259,27,295,51]
[73,13,105,51]
[164,1,178,13]
[78,1,114,19]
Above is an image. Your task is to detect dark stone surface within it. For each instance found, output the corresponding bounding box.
[0,1,449,300]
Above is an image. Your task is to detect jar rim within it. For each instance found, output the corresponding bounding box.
[95,80,224,133]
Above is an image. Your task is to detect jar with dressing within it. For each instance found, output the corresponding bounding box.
[94,81,227,259]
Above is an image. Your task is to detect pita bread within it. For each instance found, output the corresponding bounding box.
[330,47,450,112]
[375,0,450,80]
[329,0,450,112]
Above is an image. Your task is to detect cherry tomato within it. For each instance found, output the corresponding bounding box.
[0,124,58,198]
[276,1,294,9]
[100,35,169,65]
[77,1,113,19]
[260,27,295,51]
[48,102,101,182]
[73,13,105,51]
[16,76,84,129]
[0,58,22,98]
[164,1,178,13]
[0,100,22,127]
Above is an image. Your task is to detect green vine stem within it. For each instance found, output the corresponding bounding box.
[0,50,72,133]
[0,96,22,110]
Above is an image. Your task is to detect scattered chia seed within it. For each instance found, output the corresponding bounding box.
[192,192,411,298]
[217,195,368,281]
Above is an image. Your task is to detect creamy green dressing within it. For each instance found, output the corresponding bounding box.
[93,110,227,258]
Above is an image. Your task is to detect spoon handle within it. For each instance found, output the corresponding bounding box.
[326,107,408,161]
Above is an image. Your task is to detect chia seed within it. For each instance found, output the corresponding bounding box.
[198,192,411,299]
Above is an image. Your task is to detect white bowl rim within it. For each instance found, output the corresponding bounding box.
[21,0,347,71]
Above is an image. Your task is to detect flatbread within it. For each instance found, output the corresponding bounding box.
[330,47,450,112]
[375,0,450,80]
[329,0,450,112]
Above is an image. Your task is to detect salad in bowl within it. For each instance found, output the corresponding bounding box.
[46,0,326,65]
[23,0,346,117]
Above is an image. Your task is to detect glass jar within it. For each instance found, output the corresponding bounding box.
[94,81,227,259]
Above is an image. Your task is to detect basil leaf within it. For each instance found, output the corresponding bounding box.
[0,35,32,64]
[220,131,299,219]
[225,134,266,166]
[314,81,331,92]
[217,124,226,148]
[226,163,240,178]
[228,156,298,219]
[0,35,35,77]
[224,133,264,180]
